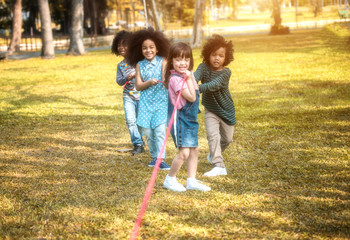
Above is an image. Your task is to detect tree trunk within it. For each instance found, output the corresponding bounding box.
[272,0,282,27]
[25,5,39,34]
[148,0,162,31]
[67,0,86,55]
[8,0,22,53]
[232,0,238,19]
[191,0,204,48]
[91,0,98,36]
[38,0,55,59]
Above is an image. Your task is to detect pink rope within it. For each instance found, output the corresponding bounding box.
[129,78,186,240]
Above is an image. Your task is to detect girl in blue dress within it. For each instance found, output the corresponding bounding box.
[127,28,171,170]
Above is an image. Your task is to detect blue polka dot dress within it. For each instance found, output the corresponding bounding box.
[137,55,168,129]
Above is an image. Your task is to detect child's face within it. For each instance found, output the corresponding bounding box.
[118,42,127,57]
[209,47,226,71]
[172,56,191,74]
[142,39,157,61]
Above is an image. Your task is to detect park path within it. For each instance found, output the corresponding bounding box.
[7,46,110,60]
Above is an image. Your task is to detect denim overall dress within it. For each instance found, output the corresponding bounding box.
[168,88,200,148]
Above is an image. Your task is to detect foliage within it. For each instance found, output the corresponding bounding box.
[0,28,349,239]
[256,0,273,12]
[182,9,196,26]
[0,0,12,30]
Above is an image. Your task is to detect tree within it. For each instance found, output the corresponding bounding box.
[22,0,39,34]
[8,0,22,53]
[67,0,86,55]
[84,0,107,35]
[38,0,55,59]
[270,0,290,34]
[0,1,13,32]
[191,0,205,48]
[310,0,322,17]
[147,0,162,30]
[231,0,238,19]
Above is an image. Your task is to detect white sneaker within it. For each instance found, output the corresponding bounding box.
[207,154,212,164]
[203,167,227,177]
[163,175,186,192]
[186,178,211,191]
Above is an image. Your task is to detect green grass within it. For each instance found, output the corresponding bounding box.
[1,25,349,239]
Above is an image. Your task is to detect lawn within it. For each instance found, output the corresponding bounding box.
[0,24,349,239]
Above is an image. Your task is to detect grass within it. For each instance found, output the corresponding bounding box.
[0,25,349,239]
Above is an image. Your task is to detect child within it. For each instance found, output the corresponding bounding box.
[127,28,171,170]
[111,30,144,155]
[194,34,236,177]
[162,42,211,192]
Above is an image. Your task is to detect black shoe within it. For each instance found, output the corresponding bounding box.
[132,145,144,155]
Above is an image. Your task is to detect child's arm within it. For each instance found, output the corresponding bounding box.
[135,63,159,91]
[199,68,231,93]
[193,63,204,83]
[161,59,167,82]
[181,71,196,103]
[116,63,128,86]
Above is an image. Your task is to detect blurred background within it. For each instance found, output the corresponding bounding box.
[0,0,349,53]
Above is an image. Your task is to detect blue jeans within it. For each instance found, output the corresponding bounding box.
[142,123,166,159]
[123,96,144,146]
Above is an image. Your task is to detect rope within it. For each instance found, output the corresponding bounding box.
[129,78,186,240]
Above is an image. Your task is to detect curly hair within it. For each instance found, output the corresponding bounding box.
[111,30,132,56]
[163,42,193,89]
[127,27,170,67]
[201,34,234,67]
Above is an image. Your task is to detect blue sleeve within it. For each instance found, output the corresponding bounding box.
[116,62,128,86]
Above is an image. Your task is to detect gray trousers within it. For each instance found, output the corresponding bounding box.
[204,109,234,168]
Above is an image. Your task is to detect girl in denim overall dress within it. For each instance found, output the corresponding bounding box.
[162,42,211,192]
[127,28,171,170]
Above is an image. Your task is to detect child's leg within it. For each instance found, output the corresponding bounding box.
[204,109,225,168]
[168,147,190,177]
[153,123,166,159]
[187,147,198,179]
[123,97,144,146]
[142,127,157,158]
[186,146,211,191]
[220,123,234,153]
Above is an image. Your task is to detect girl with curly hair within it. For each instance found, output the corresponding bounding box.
[194,34,236,177]
[111,30,144,155]
[127,28,171,170]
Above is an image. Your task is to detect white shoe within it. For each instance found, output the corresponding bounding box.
[207,154,212,164]
[163,175,186,192]
[203,167,227,177]
[186,178,211,191]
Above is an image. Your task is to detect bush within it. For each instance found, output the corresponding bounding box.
[269,25,290,35]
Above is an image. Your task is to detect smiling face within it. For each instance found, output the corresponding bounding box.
[172,56,191,74]
[142,39,157,61]
[209,47,226,71]
[117,41,127,57]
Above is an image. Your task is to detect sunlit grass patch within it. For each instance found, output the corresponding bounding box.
[0,28,349,239]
